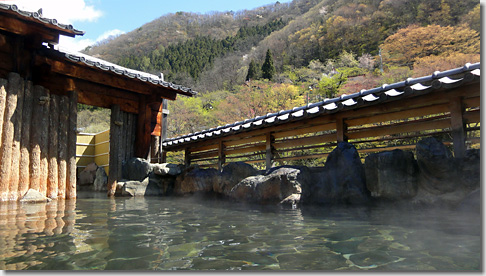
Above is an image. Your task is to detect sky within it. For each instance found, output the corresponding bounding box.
[3,0,291,52]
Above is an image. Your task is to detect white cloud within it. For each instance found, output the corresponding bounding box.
[2,0,102,24]
[59,29,125,52]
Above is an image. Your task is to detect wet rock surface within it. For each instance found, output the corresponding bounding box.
[111,138,478,209]
[365,149,418,200]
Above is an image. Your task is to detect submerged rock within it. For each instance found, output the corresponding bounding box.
[121,177,162,197]
[365,149,418,200]
[302,142,370,205]
[20,189,52,203]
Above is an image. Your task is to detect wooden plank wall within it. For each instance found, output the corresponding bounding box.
[0,72,77,201]
[107,106,136,196]
[167,83,480,170]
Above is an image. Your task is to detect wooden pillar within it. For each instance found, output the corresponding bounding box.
[184,148,191,167]
[135,96,152,160]
[9,73,24,201]
[57,95,69,199]
[107,104,121,197]
[265,132,275,171]
[160,99,169,163]
[218,140,226,171]
[18,80,33,199]
[0,78,7,145]
[336,116,348,143]
[47,94,59,199]
[0,73,19,201]
[66,90,77,199]
[450,96,466,159]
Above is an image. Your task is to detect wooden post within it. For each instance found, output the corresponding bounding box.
[107,104,121,196]
[218,141,226,171]
[161,99,168,163]
[450,96,466,159]
[0,73,19,201]
[0,78,7,144]
[9,73,24,201]
[66,90,77,199]
[184,148,191,167]
[47,94,59,199]
[57,95,69,199]
[18,80,33,198]
[135,96,152,159]
[265,132,275,171]
[336,116,348,143]
[30,85,45,194]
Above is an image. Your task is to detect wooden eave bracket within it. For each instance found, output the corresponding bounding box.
[0,13,63,45]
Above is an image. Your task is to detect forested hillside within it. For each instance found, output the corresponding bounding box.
[82,0,480,138]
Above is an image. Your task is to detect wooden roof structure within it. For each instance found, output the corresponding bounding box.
[0,3,196,158]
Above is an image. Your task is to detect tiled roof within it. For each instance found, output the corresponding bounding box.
[55,46,197,96]
[0,3,85,36]
[163,62,480,147]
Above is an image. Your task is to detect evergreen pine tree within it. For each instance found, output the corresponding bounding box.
[261,49,275,81]
[246,60,260,81]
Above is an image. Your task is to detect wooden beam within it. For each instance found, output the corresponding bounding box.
[36,55,178,100]
[0,14,61,45]
[449,96,466,158]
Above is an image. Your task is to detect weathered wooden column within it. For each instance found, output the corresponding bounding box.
[9,73,24,201]
[66,90,77,199]
[336,116,348,143]
[449,96,466,159]
[218,140,226,171]
[18,81,33,198]
[47,94,59,199]
[107,104,122,196]
[0,73,19,201]
[57,95,69,199]
[265,132,275,171]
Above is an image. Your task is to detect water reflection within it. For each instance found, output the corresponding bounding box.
[0,196,481,271]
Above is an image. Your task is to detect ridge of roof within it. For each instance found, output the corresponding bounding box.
[0,3,85,36]
[163,62,480,146]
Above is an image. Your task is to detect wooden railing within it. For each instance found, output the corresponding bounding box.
[163,73,480,171]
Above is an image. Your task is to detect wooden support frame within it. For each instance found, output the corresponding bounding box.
[265,132,275,171]
[449,96,466,158]
[218,141,226,171]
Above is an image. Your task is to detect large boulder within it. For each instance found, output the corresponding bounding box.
[123,158,153,181]
[416,137,458,194]
[77,162,98,186]
[365,150,418,200]
[229,166,308,205]
[302,142,370,205]
[93,167,108,192]
[215,162,261,196]
[147,172,176,196]
[458,149,480,189]
[121,177,162,197]
[152,163,182,176]
[174,166,220,195]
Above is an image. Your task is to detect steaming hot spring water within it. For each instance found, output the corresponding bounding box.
[0,193,480,271]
